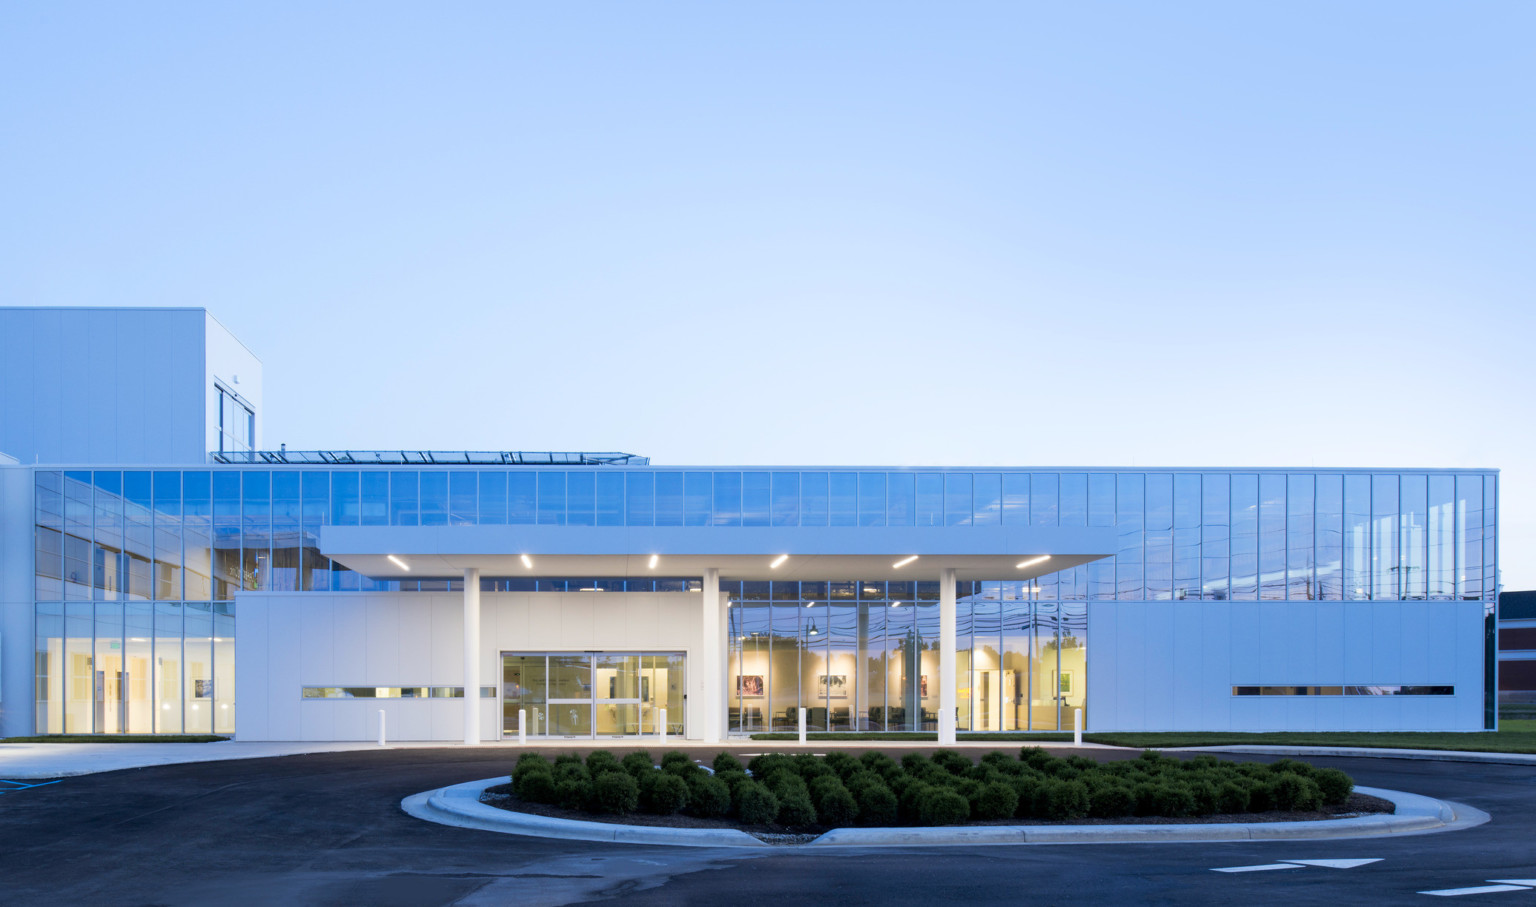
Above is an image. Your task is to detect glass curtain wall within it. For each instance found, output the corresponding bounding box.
[726,581,1087,735]
[32,468,1500,734]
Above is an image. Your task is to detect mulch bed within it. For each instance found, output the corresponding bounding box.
[479,783,1393,838]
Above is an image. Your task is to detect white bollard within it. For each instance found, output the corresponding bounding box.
[798,707,807,744]
[1073,707,1083,746]
[378,709,386,747]
[518,708,527,745]
[659,708,668,745]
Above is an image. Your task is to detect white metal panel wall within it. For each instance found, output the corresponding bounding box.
[1088,600,1485,731]
[0,308,210,465]
[235,590,706,742]
[0,464,35,736]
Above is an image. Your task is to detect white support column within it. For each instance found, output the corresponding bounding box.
[939,566,957,745]
[700,567,723,742]
[463,567,481,745]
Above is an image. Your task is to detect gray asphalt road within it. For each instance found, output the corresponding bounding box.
[0,746,1531,906]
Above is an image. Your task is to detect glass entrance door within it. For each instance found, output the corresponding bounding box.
[500,652,685,739]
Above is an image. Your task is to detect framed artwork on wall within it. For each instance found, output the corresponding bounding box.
[818,675,848,699]
[737,675,764,697]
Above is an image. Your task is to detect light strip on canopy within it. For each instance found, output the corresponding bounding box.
[770,554,789,568]
[1015,554,1052,570]
[520,554,533,569]
[648,554,659,570]
[893,555,919,568]
[387,555,410,571]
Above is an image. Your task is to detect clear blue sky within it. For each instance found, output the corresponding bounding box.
[3,2,1532,587]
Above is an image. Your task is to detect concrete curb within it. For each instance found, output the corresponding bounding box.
[1160,746,1536,766]
[404,779,768,848]
[403,778,1486,848]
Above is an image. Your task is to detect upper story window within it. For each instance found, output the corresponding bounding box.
[217,385,254,454]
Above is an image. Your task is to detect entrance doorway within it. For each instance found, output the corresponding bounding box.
[501,652,685,739]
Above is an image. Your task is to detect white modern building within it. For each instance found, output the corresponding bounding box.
[0,308,1501,743]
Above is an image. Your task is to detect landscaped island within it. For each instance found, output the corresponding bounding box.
[499,748,1360,829]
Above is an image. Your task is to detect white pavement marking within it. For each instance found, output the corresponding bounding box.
[1214,858,1382,874]
[1281,859,1384,869]
[1421,885,1534,897]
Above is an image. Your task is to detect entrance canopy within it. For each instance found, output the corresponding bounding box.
[320,524,1118,581]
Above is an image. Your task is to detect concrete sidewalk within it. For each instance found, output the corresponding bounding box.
[0,741,401,779]
[1162,745,1536,766]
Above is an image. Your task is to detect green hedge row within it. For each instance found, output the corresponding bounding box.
[508,748,1354,828]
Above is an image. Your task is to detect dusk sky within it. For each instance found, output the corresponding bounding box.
[3,2,1532,587]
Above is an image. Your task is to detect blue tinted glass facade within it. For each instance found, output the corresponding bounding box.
[33,467,1498,604]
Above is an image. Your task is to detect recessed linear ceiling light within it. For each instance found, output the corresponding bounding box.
[770,554,789,569]
[1015,554,1051,570]
[521,554,533,569]
[648,554,659,570]
[387,555,410,571]
[893,555,919,568]
[805,601,816,608]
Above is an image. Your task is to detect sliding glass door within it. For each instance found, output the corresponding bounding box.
[500,652,684,739]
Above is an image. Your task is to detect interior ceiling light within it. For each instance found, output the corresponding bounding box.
[387,555,410,571]
[521,554,533,569]
[648,554,659,570]
[1015,554,1052,570]
[893,555,919,568]
[770,554,789,569]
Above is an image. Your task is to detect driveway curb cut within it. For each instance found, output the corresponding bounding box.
[404,778,1486,847]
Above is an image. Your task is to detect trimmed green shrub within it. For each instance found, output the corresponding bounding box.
[506,747,1356,828]
[919,787,971,825]
[1272,773,1323,812]
[621,751,656,777]
[974,781,1020,820]
[715,769,750,795]
[737,782,780,825]
[857,782,898,826]
[1010,775,1045,818]
[1246,778,1277,812]
[639,771,690,815]
[1019,747,1053,770]
[815,780,859,827]
[932,749,972,776]
[1151,783,1196,818]
[555,777,592,810]
[824,751,860,780]
[768,771,810,800]
[899,781,933,823]
[512,752,551,786]
[776,789,818,826]
[593,771,639,814]
[518,769,557,804]
[1269,758,1315,779]
[1314,768,1353,805]
[1087,781,1135,818]
[586,750,621,777]
[1189,780,1219,816]
[1217,781,1250,814]
[1039,779,1090,820]
[686,775,732,818]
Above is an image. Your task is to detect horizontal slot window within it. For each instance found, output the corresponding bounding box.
[302,686,495,699]
[1232,685,1454,697]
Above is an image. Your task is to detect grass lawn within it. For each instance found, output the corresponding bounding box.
[751,720,1536,754]
[0,735,230,744]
